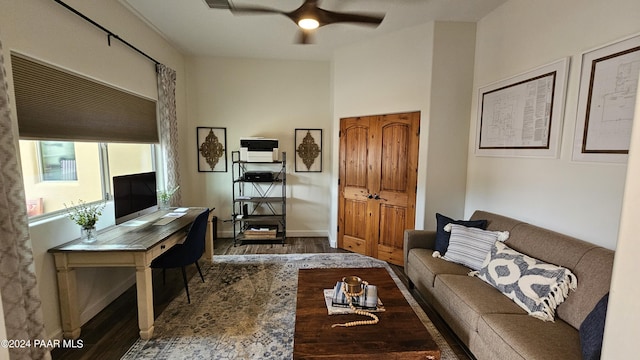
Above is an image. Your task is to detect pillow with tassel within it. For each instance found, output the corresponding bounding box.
[470,241,578,322]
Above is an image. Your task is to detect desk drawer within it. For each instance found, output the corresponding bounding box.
[150,233,186,259]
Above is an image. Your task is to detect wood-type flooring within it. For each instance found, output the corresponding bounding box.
[51,237,473,360]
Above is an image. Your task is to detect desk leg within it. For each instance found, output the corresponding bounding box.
[136,265,154,339]
[53,253,81,339]
[204,212,215,263]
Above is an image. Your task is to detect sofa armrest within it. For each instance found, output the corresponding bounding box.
[403,229,437,267]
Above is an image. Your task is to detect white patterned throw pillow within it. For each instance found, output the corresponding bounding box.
[437,223,509,271]
[472,241,578,322]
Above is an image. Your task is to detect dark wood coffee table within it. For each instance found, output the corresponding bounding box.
[294,267,440,360]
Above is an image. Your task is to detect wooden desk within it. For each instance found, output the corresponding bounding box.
[48,207,212,340]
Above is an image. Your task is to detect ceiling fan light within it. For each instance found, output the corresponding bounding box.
[298,18,319,30]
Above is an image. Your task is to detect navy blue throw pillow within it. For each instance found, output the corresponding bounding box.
[434,213,488,254]
[580,293,609,360]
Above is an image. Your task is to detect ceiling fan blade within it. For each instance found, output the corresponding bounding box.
[204,0,231,9]
[230,5,286,16]
[316,8,385,27]
[208,0,386,44]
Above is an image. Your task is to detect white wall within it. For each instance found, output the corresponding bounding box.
[602,72,640,358]
[183,57,332,237]
[332,23,434,246]
[467,0,640,250]
[0,0,185,339]
[331,22,476,244]
[425,22,476,228]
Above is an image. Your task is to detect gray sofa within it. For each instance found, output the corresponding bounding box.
[404,210,614,360]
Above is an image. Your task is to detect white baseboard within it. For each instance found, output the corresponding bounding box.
[285,230,330,238]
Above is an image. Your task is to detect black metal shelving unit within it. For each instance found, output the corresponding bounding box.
[231,151,286,246]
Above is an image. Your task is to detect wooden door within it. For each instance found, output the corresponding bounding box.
[338,112,420,266]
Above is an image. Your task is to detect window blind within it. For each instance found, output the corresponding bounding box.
[11,53,158,143]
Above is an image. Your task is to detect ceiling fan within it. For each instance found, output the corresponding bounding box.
[205,0,385,44]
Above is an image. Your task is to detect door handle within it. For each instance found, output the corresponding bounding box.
[373,194,388,201]
[366,193,387,201]
[366,193,383,200]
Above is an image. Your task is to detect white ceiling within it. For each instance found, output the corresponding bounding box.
[121,0,507,61]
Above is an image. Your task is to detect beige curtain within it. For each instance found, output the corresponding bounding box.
[156,64,182,206]
[0,37,50,359]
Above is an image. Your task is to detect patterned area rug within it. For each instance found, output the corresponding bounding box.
[122,253,459,359]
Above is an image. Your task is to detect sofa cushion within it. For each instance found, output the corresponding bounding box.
[407,248,470,288]
[579,293,608,360]
[441,223,509,270]
[472,211,614,329]
[432,274,525,340]
[501,223,594,272]
[557,247,614,329]
[474,241,577,322]
[477,313,582,360]
[470,210,523,233]
[435,213,488,254]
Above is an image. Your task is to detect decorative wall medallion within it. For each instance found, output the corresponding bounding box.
[298,131,320,169]
[295,129,322,172]
[197,127,227,172]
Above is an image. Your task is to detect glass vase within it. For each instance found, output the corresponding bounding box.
[81,225,97,243]
[159,199,170,210]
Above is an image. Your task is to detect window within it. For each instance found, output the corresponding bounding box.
[11,54,159,220]
[21,140,155,218]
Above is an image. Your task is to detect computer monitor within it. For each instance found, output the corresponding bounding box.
[113,171,157,225]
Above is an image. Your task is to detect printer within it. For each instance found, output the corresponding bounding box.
[240,138,279,162]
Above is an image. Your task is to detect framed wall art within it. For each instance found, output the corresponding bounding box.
[572,33,640,163]
[197,127,227,172]
[295,128,322,172]
[475,57,569,158]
